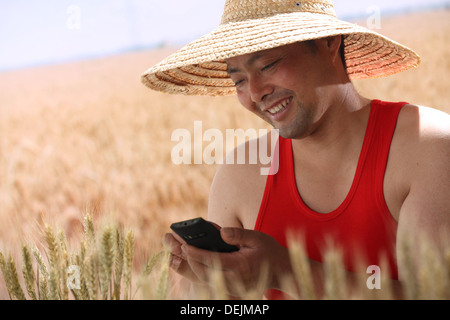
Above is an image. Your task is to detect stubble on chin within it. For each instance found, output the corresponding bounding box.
[272,101,314,140]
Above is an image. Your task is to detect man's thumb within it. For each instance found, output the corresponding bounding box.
[221,227,259,246]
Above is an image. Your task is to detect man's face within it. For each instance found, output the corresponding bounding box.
[226,41,338,139]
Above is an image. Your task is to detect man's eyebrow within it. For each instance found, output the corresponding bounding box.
[226,53,263,74]
[226,66,240,74]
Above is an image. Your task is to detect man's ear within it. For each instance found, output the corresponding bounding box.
[325,35,342,63]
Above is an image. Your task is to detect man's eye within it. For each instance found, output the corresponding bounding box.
[261,59,281,71]
[234,79,244,87]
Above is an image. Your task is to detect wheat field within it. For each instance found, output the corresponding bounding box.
[0,9,449,299]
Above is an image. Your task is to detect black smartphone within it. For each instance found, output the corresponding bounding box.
[170,218,238,253]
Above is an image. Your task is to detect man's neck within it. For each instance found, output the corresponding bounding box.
[291,87,372,170]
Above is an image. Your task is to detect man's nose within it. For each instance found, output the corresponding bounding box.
[248,76,273,103]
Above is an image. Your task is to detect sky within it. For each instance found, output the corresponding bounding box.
[0,0,449,72]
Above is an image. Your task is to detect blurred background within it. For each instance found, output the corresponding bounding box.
[0,0,449,298]
[1,0,449,71]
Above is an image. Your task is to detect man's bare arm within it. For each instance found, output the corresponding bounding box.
[396,106,450,279]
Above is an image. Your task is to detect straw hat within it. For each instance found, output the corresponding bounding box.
[141,0,420,96]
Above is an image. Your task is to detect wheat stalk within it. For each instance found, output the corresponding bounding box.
[68,247,84,300]
[397,231,419,299]
[322,247,347,300]
[155,251,170,300]
[417,236,448,300]
[84,251,98,300]
[378,255,394,300]
[58,231,70,300]
[287,235,316,300]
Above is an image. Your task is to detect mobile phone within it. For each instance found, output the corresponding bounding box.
[170,218,238,253]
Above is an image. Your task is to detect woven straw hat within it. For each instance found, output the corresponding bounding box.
[141,0,420,96]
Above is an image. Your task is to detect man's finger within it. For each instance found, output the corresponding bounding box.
[181,244,221,268]
[220,228,262,247]
[186,255,210,283]
[170,254,203,283]
[163,233,184,257]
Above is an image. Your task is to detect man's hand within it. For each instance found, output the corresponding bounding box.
[163,231,201,283]
[164,227,291,297]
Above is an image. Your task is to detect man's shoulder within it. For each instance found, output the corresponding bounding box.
[396,103,450,171]
[399,104,450,137]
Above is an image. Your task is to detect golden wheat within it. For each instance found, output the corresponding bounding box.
[0,10,449,300]
[0,214,170,300]
[3,254,27,300]
[123,229,135,300]
[113,228,124,300]
[286,234,316,300]
[21,245,36,300]
[1,214,449,300]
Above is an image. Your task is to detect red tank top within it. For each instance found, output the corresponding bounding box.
[254,100,407,299]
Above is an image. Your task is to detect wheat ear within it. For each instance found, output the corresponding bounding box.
[1,252,27,300]
[45,225,60,268]
[22,245,37,300]
[48,267,60,300]
[123,230,135,300]
[141,251,165,277]
[37,266,49,300]
[32,247,48,278]
[83,213,96,247]
[32,247,49,300]
[6,255,27,300]
[113,228,124,300]
[58,231,70,300]
[100,226,114,300]
[44,225,63,300]
[0,251,13,299]
[134,250,168,299]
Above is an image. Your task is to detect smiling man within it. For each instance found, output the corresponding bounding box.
[141,0,450,299]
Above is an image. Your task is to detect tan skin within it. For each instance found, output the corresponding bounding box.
[164,36,450,298]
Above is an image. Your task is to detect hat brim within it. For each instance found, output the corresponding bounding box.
[141,12,421,96]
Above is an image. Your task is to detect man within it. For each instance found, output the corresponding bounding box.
[141,0,450,299]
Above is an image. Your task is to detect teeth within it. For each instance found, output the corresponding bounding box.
[268,97,292,115]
